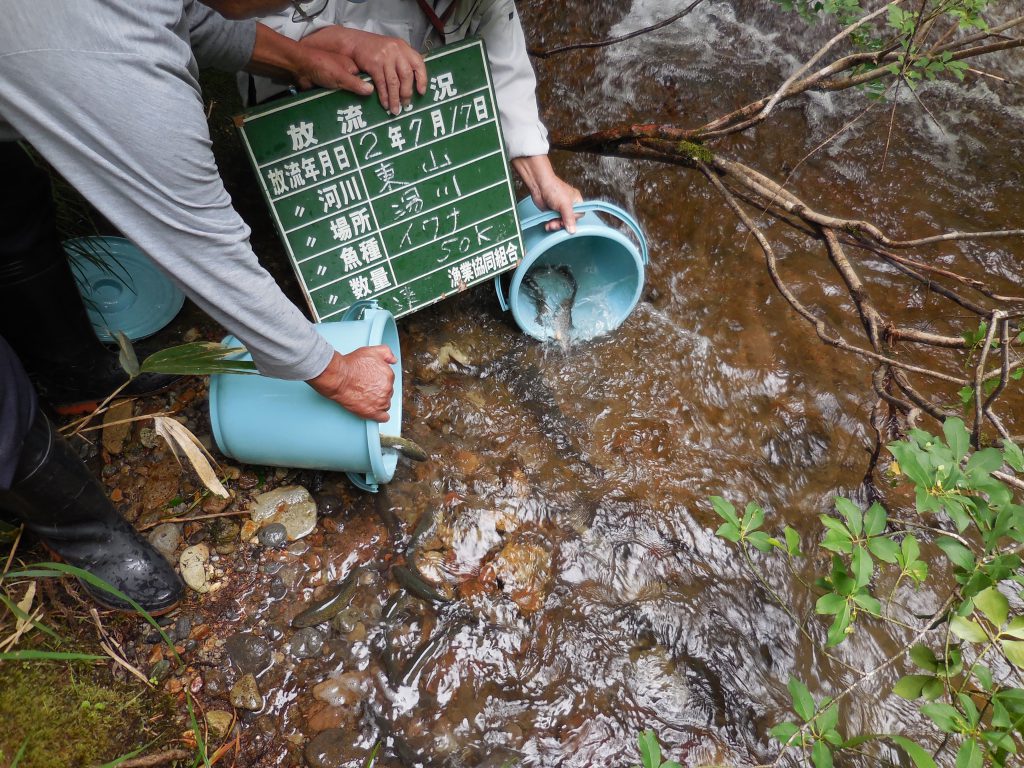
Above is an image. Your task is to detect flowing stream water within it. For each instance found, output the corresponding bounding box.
[216,2,1024,765]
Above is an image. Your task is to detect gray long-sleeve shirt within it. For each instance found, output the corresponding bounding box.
[0,0,335,381]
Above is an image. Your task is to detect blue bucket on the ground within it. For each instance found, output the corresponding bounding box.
[208,300,402,493]
[495,199,649,342]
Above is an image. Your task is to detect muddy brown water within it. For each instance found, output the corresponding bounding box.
[208,2,1024,766]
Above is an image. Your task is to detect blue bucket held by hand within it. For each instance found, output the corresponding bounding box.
[495,198,649,342]
[208,300,402,493]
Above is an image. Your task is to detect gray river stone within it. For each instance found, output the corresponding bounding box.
[249,485,318,541]
[148,523,182,558]
[304,728,348,768]
[289,627,325,660]
[229,673,263,712]
[224,632,273,676]
[257,523,288,549]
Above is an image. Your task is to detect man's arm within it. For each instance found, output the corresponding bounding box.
[474,1,581,232]
[0,38,393,419]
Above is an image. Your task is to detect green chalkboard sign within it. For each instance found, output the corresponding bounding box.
[237,38,524,321]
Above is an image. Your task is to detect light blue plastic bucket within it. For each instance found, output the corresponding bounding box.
[495,199,649,341]
[208,300,402,493]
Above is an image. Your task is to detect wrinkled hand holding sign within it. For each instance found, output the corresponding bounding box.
[237,38,525,321]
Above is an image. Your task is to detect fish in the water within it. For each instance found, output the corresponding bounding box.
[291,565,365,628]
[379,435,429,462]
[522,264,577,349]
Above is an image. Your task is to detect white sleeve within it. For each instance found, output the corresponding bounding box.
[184,0,258,73]
[475,0,549,158]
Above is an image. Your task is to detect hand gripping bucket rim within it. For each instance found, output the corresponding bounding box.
[495,200,649,341]
[208,300,401,493]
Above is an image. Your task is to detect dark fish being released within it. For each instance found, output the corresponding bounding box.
[379,435,429,462]
[522,265,577,350]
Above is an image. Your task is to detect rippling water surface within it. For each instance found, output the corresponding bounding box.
[226,2,1024,765]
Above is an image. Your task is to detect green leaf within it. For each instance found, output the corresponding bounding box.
[114,330,140,379]
[834,497,864,537]
[1003,440,1024,473]
[867,536,899,564]
[140,341,259,376]
[746,530,774,553]
[936,537,975,570]
[1001,640,1024,668]
[864,502,887,537]
[974,665,993,692]
[811,740,833,768]
[975,587,1009,628]
[944,418,970,462]
[784,526,802,557]
[715,522,741,543]
[893,675,934,700]
[851,590,881,615]
[966,447,1004,479]
[661,763,682,768]
[638,730,660,768]
[1002,617,1024,640]
[922,677,945,700]
[769,721,801,746]
[890,735,938,768]
[826,603,853,647]
[710,496,739,526]
[816,702,839,733]
[788,677,815,721]
[921,703,964,733]
[951,616,988,643]
[888,442,933,489]
[742,502,765,531]
[851,546,872,588]
[910,644,939,672]
[955,738,982,768]
[816,592,846,615]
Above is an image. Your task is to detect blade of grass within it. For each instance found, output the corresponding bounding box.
[186,691,212,768]
[0,649,106,661]
[0,591,63,643]
[140,342,258,376]
[9,738,28,768]
[5,564,180,663]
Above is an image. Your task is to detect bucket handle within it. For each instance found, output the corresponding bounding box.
[496,201,649,312]
[341,299,380,322]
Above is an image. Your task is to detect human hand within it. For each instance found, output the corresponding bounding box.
[302,26,427,115]
[306,347,397,422]
[292,45,374,96]
[510,155,583,233]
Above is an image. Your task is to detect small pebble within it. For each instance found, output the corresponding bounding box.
[229,673,263,712]
[173,616,192,642]
[268,576,287,600]
[316,493,345,517]
[179,544,210,594]
[149,659,171,683]
[289,627,325,660]
[257,523,288,549]
[224,632,273,675]
[148,523,182,559]
[206,710,233,740]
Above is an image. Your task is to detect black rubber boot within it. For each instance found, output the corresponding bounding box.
[0,143,178,407]
[7,410,183,614]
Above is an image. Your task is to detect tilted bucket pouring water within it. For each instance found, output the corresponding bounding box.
[495,199,649,342]
[208,300,402,492]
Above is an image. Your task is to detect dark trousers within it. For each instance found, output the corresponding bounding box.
[0,334,36,490]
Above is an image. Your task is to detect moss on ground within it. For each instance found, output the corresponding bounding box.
[0,658,175,768]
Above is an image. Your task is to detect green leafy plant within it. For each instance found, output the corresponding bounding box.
[709,416,1024,766]
[632,730,682,768]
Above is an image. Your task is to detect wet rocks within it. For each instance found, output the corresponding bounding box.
[311,672,367,709]
[205,710,234,741]
[289,628,325,660]
[179,543,210,593]
[224,632,273,676]
[229,673,264,712]
[244,485,318,542]
[479,531,554,614]
[304,728,349,768]
[257,523,288,549]
[148,523,182,559]
[315,493,346,517]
